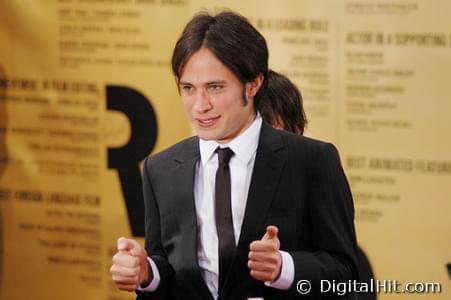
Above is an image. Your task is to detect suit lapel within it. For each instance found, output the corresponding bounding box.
[172,138,214,299]
[222,123,285,293]
[238,123,285,248]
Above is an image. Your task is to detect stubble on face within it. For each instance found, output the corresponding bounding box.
[179,48,257,144]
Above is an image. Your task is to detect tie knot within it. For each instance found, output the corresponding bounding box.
[216,147,234,166]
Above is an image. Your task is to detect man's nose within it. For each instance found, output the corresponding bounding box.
[193,89,212,113]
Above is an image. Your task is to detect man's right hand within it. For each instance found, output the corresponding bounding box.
[110,237,152,291]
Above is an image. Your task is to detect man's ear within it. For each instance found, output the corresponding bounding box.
[246,73,264,99]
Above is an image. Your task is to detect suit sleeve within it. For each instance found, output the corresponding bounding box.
[288,142,359,297]
[136,156,174,299]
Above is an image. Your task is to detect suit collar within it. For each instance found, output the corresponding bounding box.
[221,122,285,294]
[173,136,200,164]
[170,137,214,298]
[237,122,284,244]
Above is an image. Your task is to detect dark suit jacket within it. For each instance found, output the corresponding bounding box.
[137,122,359,299]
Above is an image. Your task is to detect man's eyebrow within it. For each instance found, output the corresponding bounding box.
[179,80,227,86]
[206,80,227,85]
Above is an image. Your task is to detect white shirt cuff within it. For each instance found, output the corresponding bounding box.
[264,250,294,290]
[137,256,161,292]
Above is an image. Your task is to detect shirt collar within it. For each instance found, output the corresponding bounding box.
[199,114,262,166]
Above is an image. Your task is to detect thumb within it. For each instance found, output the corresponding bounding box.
[117,237,136,252]
[262,225,278,241]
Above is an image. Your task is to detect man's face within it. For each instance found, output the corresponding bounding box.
[179,48,260,144]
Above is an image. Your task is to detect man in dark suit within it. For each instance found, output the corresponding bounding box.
[111,11,359,299]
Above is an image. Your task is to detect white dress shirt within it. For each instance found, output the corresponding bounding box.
[140,114,294,298]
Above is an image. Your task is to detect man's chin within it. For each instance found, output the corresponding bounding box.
[196,130,219,142]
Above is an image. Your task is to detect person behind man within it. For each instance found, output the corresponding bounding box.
[110,11,359,299]
[259,70,307,135]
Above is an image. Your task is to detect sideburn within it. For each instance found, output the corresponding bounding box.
[241,86,248,106]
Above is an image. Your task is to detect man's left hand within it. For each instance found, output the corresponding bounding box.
[248,225,282,282]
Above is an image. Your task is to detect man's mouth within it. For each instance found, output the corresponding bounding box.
[196,116,220,128]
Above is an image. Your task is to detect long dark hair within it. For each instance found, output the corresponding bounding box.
[259,70,307,134]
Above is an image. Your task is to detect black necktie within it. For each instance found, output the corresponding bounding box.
[215,147,235,291]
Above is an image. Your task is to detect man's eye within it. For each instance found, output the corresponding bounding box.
[182,85,193,92]
[208,85,223,91]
